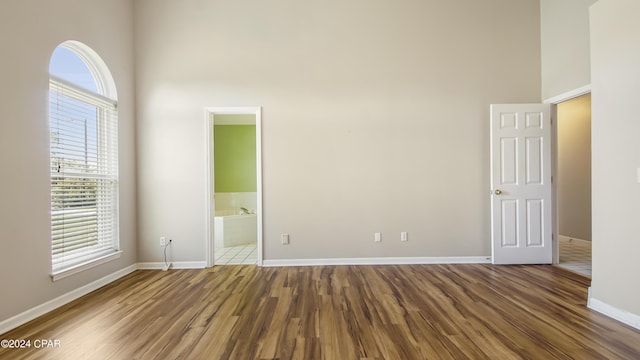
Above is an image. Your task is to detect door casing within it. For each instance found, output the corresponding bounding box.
[204,106,263,267]
[543,85,592,265]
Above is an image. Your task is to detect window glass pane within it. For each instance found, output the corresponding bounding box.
[50,47,98,93]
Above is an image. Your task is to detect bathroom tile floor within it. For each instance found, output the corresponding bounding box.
[557,237,591,278]
[214,243,257,265]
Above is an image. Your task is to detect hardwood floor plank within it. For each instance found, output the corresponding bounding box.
[1,264,640,359]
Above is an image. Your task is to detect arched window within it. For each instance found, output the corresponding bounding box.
[49,41,119,279]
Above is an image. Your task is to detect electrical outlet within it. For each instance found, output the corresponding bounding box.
[281,234,290,245]
[160,236,166,246]
[401,232,408,242]
[374,232,381,242]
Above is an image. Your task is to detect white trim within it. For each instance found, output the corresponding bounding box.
[137,261,206,270]
[50,251,123,282]
[543,84,591,104]
[204,108,214,267]
[548,85,592,264]
[588,289,640,330]
[204,106,263,268]
[262,256,492,267]
[0,264,136,335]
[551,103,559,265]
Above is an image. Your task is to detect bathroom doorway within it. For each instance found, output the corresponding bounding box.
[204,107,262,267]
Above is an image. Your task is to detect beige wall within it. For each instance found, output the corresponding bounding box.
[557,94,591,241]
[590,0,640,317]
[134,0,541,263]
[0,0,136,322]
[541,0,598,100]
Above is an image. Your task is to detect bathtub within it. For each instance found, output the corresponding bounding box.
[214,213,257,248]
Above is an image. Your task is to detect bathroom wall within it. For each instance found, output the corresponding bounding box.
[557,94,591,241]
[214,124,257,192]
[215,192,257,216]
[214,119,257,217]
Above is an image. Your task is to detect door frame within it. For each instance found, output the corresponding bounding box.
[204,106,263,267]
[543,84,591,265]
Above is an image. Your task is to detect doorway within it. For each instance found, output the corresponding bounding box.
[555,93,592,277]
[204,107,262,267]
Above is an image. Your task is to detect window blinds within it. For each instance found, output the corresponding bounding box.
[49,76,119,273]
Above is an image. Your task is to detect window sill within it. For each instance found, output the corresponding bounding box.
[50,251,123,282]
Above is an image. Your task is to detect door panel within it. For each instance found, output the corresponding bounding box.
[526,199,543,246]
[501,200,518,247]
[491,104,552,264]
[526,138,542,184]
[501,138,517,184]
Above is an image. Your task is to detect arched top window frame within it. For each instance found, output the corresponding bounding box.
[48,40,121,281]
[53,40,118,100]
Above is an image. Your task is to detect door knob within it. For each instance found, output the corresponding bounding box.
[494,189,502,195]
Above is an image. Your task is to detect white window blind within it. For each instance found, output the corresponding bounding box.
[49,76,119,273]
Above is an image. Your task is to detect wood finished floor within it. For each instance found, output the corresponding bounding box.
[1,265,640,359]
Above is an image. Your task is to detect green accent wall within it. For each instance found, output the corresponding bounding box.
[214,125,256,192]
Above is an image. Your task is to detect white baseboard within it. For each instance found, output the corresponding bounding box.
[588,288,640,330]
[137,261,207,270]
[0,264,137,336]
[262,256,492,267]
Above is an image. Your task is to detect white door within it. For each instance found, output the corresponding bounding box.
[490,104,552,264]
